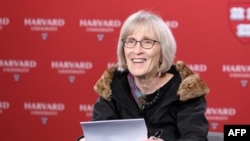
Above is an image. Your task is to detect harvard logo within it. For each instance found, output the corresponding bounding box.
[228,3,250,44]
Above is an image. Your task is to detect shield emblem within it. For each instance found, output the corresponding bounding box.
[228,3,250,44]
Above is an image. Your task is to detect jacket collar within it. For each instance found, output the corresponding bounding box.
[93,60,209,101]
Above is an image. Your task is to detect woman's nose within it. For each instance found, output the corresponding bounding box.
[133,41,143,51]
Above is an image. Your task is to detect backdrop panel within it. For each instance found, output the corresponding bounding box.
[0,0,249,140]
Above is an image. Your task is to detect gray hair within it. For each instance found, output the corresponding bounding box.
[117,10,177,73]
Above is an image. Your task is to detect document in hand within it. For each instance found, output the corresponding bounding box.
[80,118,147,141]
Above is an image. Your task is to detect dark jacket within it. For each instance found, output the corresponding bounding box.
[92,60,209,141]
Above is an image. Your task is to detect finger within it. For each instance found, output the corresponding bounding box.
[148,136,157,140]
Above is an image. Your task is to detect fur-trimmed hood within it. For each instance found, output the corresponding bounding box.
[93,60,209,101]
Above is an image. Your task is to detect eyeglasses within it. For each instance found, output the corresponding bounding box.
[122,38,160,49]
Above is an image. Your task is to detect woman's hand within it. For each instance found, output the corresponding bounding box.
[79,138,86,141]
[142,136,164,141]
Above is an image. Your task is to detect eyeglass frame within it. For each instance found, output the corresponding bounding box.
[121,38,160,49]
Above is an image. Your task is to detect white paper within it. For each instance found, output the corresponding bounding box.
[80,118,147,141]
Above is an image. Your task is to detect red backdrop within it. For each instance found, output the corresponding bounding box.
[0,0,250,141]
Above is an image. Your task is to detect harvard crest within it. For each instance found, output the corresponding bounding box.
[228,3,250,44]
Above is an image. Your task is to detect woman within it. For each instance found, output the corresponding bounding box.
[78,10,209,141]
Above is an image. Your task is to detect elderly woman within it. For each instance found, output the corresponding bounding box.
[78,10,209,141]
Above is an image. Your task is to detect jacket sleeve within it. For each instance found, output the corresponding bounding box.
[176,96,208,141]
[92,97,121,121]
[76,97,120,141]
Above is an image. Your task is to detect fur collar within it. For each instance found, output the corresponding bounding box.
[93,60,209,101]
